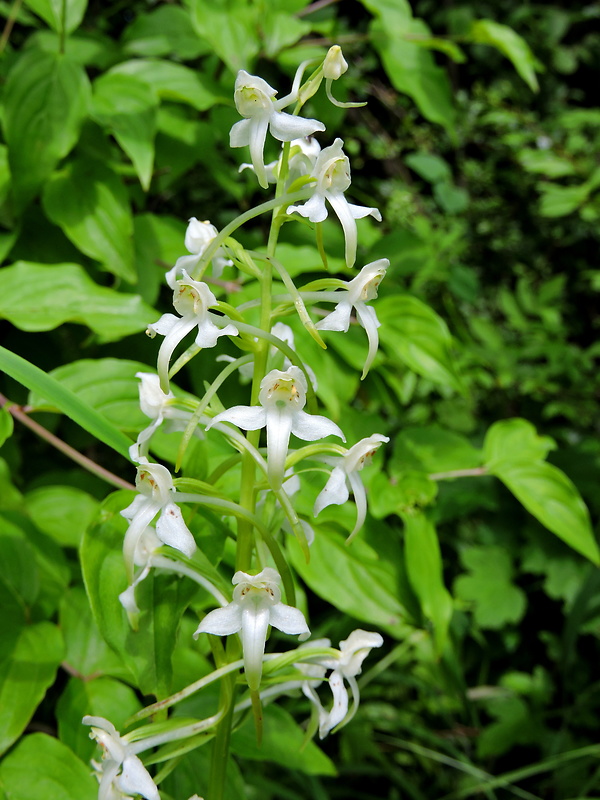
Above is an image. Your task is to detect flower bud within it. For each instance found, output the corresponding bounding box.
[323,46,348,81]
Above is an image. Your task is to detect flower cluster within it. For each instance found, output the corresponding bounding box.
[90,46,391,800]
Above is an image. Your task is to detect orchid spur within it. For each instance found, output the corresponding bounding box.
[194,568,310,691]
[206,365,345,489]
[314,433,390,540]
[230,70,325,189]
[287,138,382,267]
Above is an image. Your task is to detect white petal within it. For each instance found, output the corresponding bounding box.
[269,110,325,142]
[323,669,349,733]
[194,603,243,637]
[247,114,271,189]
[207,405,266,432]
[315,301,352,333]
[355,303,381,378]
[268,602,310,636]
[326,191,358,268]
[347,470,367,541]
[147,312,179,337]
[193,316,235,349]
[314,466,349,516]
[291,410,345,443]
[287,191,328,223]
[241,602,272,691]
[156,316,197,392]
[156,503,196,557]
[118,754,160,800]
[338,629,384,676]
[346,201,382,222]
[265,406,294,489]
[229,117,252,148]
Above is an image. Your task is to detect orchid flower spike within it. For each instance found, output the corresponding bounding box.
[166,218,232,285]
[298,630,383,738]
[314,434,389,540]
[121,458,196,582]
[316,258,389,378]
[147,270,238,392]
[194,568,310,691]
[83,715,160,800]
[287,138,382,267]
[206,366,345,489]
[230,70,326,189]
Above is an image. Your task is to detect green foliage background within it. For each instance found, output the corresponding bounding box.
[1,1,600,799]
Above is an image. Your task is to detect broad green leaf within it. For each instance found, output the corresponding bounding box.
[288,526,409,639]
[190,0,260,73]
[454,545,526,630]
[92,73,158,191]
[25,486,99,547]
[469,19,540,92]
[369,471,437,518]
[121,4,209,60]
[392,425,482,475]
[402,512,452,653]
[231,704,336,775]
[378,295,461,390]
[110,59,222,111]
[493,460,599,565]
[537,181,591,218]
[0,345,133,459]
[59,587,132,681]
[0,405,14,448]
[24,0,87,34]
[43,160,135,282]
[405,152,451,184]
[81,492,197,698]
[434,182,470,214]
[2,49,90,211]
[0,517,39,624]
[0,732,96,799]
[133,213,187,305]
[56,676,141,762]
[483,418,555,470]
[517,148,576,178]
[0,622,64,755]
[0,262,155,342]
[262,12,311,58]
[362,0,456,134]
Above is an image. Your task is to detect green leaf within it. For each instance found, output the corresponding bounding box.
[493,461,600,565]
[0,622,64,755]
[392,425,482,474]
[25,485,99,547]
[133,214,187,305]
[2,49,90,211]
[368,471,437,518]
[537,181,591,218]
[0,517,39,621]
[483,418,556,470]
[0,732,96,799]
[378,294,461,390]
[517,148,576,178]
[0,262,155,342]
[56,676,141,762]
[0,345,133,459]
[231,704,336,775]
[0,406,14,448]
[454,545,527,630]
[402,512,452,653]
[42,160,135,282]
[24,0,87,34]
[288,526,408,639]
[81,492,196,698]
[190,0,260,73]
[92,73,158,191]
[262,12,311,58]
[109,59,222,111]
[362,0,456,134]
[121,4,209,60]
[469,19,541,92]
[405,152,452,184]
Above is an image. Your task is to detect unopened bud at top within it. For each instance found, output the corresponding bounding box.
[323,46,348,80]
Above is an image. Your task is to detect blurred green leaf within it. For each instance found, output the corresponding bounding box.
[483,419,556,469]
[469,19,541,92]
[24,0,87,34]
[121,4,209,59]
[2,48,90,211]
[378,295,461,390]
[0,622,64,755]
[517,148,576,178]
[43,160,135,282]
[0,406,14,448]
[0,263,155,342]
[190,0,260,73]
[25,486,99,548]
[405,152,452,184]
[392,426,482,474]
[92,74,158,191]
[0,732,96,799]
[537,180,592,217]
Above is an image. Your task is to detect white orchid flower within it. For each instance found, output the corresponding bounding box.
[298,630,384,738]
[194,568,310,691]
[146,270,238,392]
[287,138,382,267]
[314,434,389,540]
[166,218,232,285]
[315,259,388,378]
[118,526,162,617]
[207,366,344,489]
[83,715,160,800]
[121,458,196,582]
[239,136,321,187]
[230,70,326,189]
